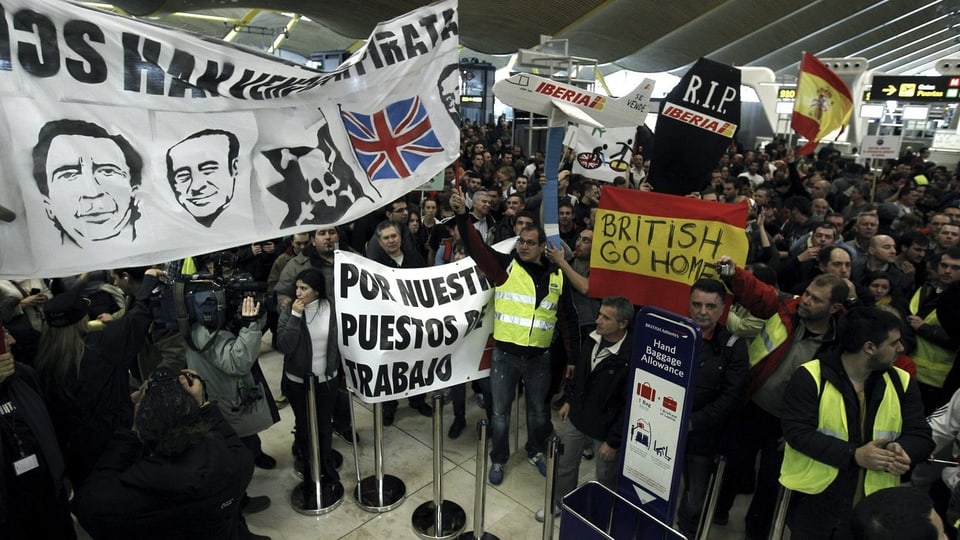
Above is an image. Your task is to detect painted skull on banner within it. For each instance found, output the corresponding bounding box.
[264,122,376,228]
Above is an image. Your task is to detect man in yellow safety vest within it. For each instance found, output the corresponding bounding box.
[780,306,933,539]
[907,246,960,413]
[450,187,579,486]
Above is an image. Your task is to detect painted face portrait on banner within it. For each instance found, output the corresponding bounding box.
[32,119,142,247]
[437,63,461,126]
[166,129,240,227]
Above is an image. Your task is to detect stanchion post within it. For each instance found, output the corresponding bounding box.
[347,390,362,485]
[412,393,466,539]
[513,386,520,453]
[459,419,500,540]
[354,402,406,512]
[697,455,726,540]
[290,374,343,515]
[542,434,562,540]
[768,486,792,540]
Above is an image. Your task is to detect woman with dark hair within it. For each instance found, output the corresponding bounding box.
[276,268,343,500]
[865,270,909,316]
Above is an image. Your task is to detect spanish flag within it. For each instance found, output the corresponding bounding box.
[791,53,853,155]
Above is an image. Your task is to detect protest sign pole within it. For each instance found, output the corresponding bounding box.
[355,402,406,512]
[291,374,344,515]
[412,393,466,539]
[542,116,565,246]
[459,419,499,540]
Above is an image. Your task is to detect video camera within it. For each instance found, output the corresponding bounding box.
[169,272,267,352]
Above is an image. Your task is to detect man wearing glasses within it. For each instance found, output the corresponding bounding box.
[364,199,419,262]
[450,188,579,486]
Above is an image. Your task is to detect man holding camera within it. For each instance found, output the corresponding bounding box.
[713,256,848,539]
[75,367,268,539]
[185,295,278,514]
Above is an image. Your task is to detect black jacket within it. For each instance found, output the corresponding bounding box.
[780,350,933,536]
[276,302,340,381]
[1,364,75,540]
[687,326,748,456]
[44,275,157,486]
[566,330,633,449]
[74,405,253,540]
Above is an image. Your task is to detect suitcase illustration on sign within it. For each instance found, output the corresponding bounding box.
[663,396,678,412]
[638,382,656,401]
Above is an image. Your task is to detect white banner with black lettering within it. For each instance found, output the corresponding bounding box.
[0,0,460,278]
[335,250,494,403]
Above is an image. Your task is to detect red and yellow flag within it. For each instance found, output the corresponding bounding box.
[791,53,853,155]
[589,187,748,317]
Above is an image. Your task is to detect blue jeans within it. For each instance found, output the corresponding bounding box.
[489,346,553,465]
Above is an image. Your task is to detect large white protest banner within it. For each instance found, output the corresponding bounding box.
[0,0,460,278]
[335,250,494,403]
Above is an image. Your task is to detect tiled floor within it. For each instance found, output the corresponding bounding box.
[77,336,756,539]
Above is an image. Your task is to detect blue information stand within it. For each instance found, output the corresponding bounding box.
[614,307,701,536]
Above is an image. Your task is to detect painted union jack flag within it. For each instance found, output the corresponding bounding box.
[341,96,444,181]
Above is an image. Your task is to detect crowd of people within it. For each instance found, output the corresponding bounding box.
[4,115,960,540]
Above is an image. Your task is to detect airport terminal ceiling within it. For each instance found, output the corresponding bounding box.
[103,0,958,76]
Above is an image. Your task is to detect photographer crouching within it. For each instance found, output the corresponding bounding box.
[74,368,258,539]
[184,293,279,517]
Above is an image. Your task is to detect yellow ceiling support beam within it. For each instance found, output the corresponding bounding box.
[223,9,262,43]
[170,12,244,23]
[347,40,366,53]
[267,14,301,54]
[79,3,130,16]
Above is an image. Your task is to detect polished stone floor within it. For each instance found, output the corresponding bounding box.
[77,335,756,540]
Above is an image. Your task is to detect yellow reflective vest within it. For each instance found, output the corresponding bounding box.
[780,360,910,496]
[748,312,790,368]
[909,288,954,388]
[493,262,563,348]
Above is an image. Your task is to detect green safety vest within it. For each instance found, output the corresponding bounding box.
[780,360,909,496]
[493,262,563,348]
[909,288,954,388]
